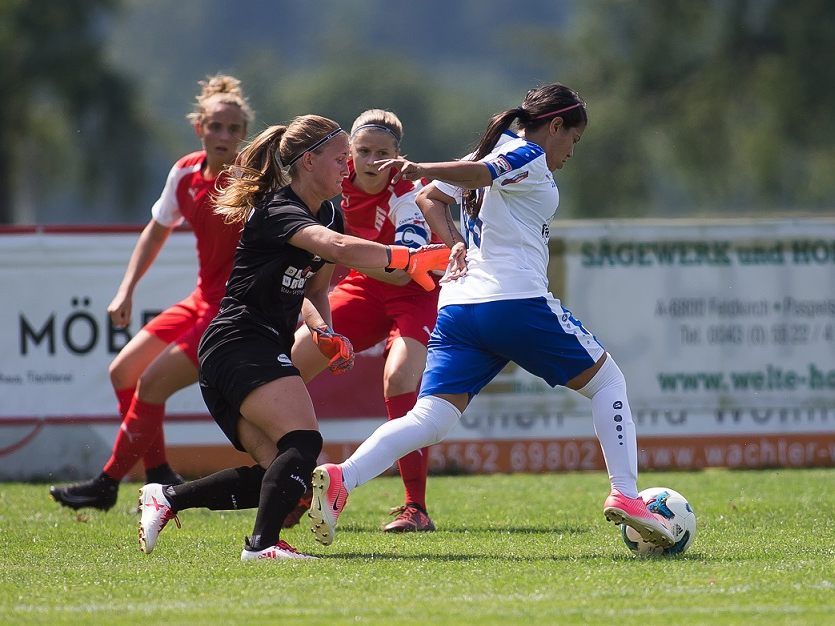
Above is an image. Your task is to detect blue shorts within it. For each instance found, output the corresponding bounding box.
[419,296,605,399]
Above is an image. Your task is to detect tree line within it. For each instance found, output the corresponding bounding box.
[2,0,832,224]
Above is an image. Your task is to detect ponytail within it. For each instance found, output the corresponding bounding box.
[214,114,343,224]
[215,125,289,224]
[463,108,521,218]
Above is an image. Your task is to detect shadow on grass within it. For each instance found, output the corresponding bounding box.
[438,525,590,535]
[338,524,590,535]
[317,551,613,562]
[312,548,725,563]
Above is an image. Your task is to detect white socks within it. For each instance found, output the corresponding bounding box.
[341,395,461,492]
[339,360,638,498]
[577,356,639,498]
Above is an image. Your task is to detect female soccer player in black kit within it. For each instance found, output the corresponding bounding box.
[135,114,453,560]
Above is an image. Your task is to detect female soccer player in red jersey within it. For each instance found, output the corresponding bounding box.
[290,110,440,532]
[50,75,253,511]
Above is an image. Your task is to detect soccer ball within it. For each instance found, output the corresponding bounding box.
[621,487,696,556]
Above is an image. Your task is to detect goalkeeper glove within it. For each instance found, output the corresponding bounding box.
[387,244,451,291]
[311,325,354,374]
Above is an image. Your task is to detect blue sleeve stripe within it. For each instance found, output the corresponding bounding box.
[503,143,544,170]
[483,141,544,180]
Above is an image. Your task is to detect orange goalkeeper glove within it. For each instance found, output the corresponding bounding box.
[311,325,355,374]
[387,244,451,291]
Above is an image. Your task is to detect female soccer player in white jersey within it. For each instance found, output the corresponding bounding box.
[289,109,440,533]
[309,83,676,550]
[50,75,253,511]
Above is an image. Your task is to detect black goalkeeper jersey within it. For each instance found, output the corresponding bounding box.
[205,185,344,345]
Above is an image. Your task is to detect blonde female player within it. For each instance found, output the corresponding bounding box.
[309,83,676,550]
[50,75,253,510]
[135,116,451,560]
[288,109,439,533]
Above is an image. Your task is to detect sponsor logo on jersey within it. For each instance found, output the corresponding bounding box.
[277,353,292,366]
[500,171,529,186]
[487,155,513,176]
[541,223,550,240]
[188,186,199,200]
[282,265,314,291]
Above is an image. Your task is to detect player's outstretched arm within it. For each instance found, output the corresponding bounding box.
[289,225,450,290]
[374,157,492,190]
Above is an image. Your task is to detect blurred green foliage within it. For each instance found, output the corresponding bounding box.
[2,0,833,224]
[0,0,148,224]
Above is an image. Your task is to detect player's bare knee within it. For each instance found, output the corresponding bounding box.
[383,369,420,397]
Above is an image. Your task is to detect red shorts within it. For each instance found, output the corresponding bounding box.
[143,290,218,367]
[329,271,439,353]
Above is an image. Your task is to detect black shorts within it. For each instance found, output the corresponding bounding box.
[198,321,300,451]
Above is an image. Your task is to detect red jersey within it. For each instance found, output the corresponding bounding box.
[150,151,240,304]
[341,160,435,247]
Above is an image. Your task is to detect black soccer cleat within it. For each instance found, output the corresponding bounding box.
[49,475,119,511]
[144,463,185,486]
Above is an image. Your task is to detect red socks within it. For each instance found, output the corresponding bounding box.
[113,387,167,471]
[385,392,429,509]
[103,396,166,480]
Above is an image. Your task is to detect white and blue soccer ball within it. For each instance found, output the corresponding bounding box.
[621,487,696,556]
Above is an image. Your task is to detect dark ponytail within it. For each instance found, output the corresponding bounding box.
[462,109,521,218]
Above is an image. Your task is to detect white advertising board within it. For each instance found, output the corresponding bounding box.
[0,228,206,419]
[1,220,833,478]
[561,219,835,424]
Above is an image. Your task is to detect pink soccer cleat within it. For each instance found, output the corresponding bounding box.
[240,538,316,561]
[604,488,675,548]
[138,483,181,554]
[308,463,348,546]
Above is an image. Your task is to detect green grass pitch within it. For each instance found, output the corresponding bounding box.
[1,469,833,625]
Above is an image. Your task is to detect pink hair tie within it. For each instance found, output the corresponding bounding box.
[532,102,584,120]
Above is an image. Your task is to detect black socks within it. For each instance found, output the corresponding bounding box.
[247,429,323,551]
[164,464,266,512]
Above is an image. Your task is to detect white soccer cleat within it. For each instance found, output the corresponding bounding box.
[240,538,316,561]
[308,463,348,546]
[138,483,180,554]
